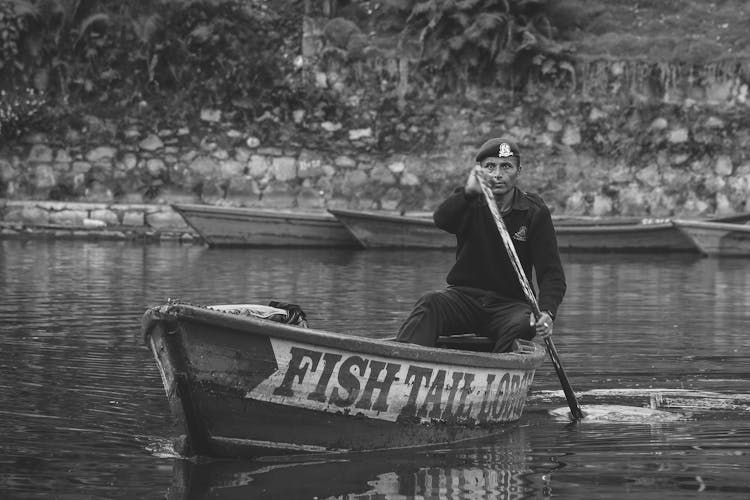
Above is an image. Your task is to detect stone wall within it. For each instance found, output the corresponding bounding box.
[3,94,750,223]
[2,24,750,224]
[0,200,197,242]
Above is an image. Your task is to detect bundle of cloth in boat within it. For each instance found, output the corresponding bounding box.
[210,301,308,327]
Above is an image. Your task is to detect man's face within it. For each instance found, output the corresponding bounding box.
[479,156,520,196]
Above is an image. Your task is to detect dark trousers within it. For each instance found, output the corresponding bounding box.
[395,286,535,353]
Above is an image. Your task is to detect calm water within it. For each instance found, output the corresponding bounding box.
[1,239,749,499]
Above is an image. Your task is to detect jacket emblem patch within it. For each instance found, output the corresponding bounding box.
[513,226,527,242]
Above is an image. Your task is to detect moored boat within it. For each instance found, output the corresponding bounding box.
[554,219,693,252]
[671,220,750,256]
[329,208,750,252]
[328,208,453,249]
[142,301,546,459]
[172,203,360,247]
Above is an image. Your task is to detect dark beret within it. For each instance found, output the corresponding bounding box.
[475,138,521,163]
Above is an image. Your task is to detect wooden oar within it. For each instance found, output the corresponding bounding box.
[475,169,584,420]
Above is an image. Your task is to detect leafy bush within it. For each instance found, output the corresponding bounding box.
[367,0,584,90]
[0,0,30,71]
[0,0,328,132]
[0,87,47,139]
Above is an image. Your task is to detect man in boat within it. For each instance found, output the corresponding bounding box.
[395,138,566,352]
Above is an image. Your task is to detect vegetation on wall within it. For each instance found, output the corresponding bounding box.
[365,0,588,90]
[1,0,748,145]
[0,0,321,140]
[0,0,593,140]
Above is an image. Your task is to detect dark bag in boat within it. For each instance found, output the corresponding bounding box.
[211,302,308,327]
[268,300,307,326]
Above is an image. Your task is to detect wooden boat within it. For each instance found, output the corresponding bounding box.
[328,208,454,249]
[554,219,694,252]
[328,208,681,251]
[171,203,360,247]
[329,208,750,252]
[672,220,750,256]
[142,301,546,459]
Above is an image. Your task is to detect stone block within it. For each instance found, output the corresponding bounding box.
[380,187,402,211]
[561,125,581,146]
[348,128,372,140]
[635,164,660,187]
[189,156,221,178]
[146,158,167,177]
[49,209,87,226]
[211,149,229,160]
[591,194,613,216]
[71,161,92,174]
[667,128,689,144]
[400,172,419,187]
[344,169,368,189]
[296,187,326,209]
[146,210,189,230]
[370,164,396,185]
[272,157,298,181]
[8,206,50,225]
[86,146,117,162]
[248,155,271,177]
[334,155,357,168]
[220,159,246,179]
[715,192,734,214]
[33,165,57,189]
[298,151,325,178]
[199,181,225,204]
[84,182,114,202]
[83,218,107,228]
[714,155,733,176]
[154,188,201,205]
[55,150,73,162]
[225,176,260,200]
[258,147,283,156]
[388,161,405,174]
[89,209,119,225]
[546,118,563,132]
[261,181,296,208]
[200,108,222,122]
[235,147,251,163]
[27,144,54,162]
[564,191,587,215]
[122,211,145,226]
[0,159,16,181]
[649,118,668,131]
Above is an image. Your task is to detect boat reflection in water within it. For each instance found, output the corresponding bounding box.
[166,426,549,499]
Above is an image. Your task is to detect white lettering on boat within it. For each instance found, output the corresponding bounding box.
[246,339,534,424]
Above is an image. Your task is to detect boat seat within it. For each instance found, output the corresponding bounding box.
[436,334,496,352]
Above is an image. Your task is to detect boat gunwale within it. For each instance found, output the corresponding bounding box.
[142,303,547,371]
[172,203,340,223]
[554,221,677,234]
[328,208,436,226]
[672,219,750,233]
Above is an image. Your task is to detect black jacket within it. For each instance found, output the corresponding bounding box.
[433,187,566,318]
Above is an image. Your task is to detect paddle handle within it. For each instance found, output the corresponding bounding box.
[476,170,584,420]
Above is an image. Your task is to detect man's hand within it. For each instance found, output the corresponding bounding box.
[465,165,487,196]
[532,311,554,339]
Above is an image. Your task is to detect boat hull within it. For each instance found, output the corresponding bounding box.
[329,209,697,251]
[328,208,453,248]
[142,303,546,459]
[672,220,750,256]
[554,221,695,252]
[329,209,750,253]
[172,204,359,247]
